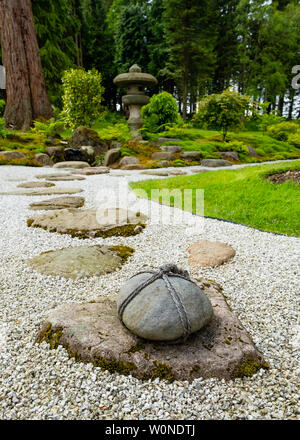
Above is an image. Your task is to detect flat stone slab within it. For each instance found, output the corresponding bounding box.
[46,175,86,181]
[17,181,55,189]
[26,245,134,279]
[36,280,267,382]
[53,161,90,169]
[0,188,83,196]
[188,240,236,267]
[35,173,72,179]
[29,196,85,211]
[142,170,169,177]
[201,159,232,167]
[27,208,147,238]
[169,170,187,175]
[71,167,110,175]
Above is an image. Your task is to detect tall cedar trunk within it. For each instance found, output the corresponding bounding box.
[0,0,53,130]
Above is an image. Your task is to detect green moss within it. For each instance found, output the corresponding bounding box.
[126,343,145,354]
[36,324,63,349]
[233,356,269,378]
[27,218,34,227]
[27,224,145,239]
[108,245,135,264]
[93,356,137,375]
[190,364,201,376]
[151,361,176,383]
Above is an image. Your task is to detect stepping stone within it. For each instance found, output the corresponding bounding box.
[53,161,90,169]
[121,164,147,170]
[26,245,134,279]
[169,170,187,175]
[35,173,72,179]
[29,196,85,211]
[191,169,209,173]
[27,208,147,238]
[46,175,85,181]
[1,188,83,196]
[201,159,232,167]
[71,167,110,175]
[36,279,267,382]
[188,240,236,267]
[17,181,55,189]
[142,170,169,177]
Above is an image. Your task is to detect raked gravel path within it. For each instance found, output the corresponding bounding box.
[0,164,299,420]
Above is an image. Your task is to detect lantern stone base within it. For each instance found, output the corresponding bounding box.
[36,279,268,382]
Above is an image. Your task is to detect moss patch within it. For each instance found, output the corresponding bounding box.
[93,356,137,375]
[151,361,176,383]
[233,356,269,378]
[36,324,63,349]
[108,245,135,264]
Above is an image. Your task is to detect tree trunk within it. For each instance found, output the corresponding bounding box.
[0,0,53,131]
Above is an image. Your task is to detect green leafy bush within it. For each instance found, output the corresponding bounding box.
[141,92,180,133]
[172,159,185,167]
[62,68,104,129]
[32,118,65,138]
[267,122,299,141]
[288,131,300,148]
[97,122,131,143]
[0,100,5,117]
[193,89,255,141]
[120,146,138,157]
[219,140,248,154]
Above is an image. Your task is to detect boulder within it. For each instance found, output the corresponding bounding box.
[0,151,26,160]
[45,146,65,163]
[29,196,85,211]
[27,208,147,239]
[158,160,170,167]
[201,159,232,167]
[53,161,90,169]
[117,266,213,342]
[218,151,239,161]
[36,279,267,381]
[64,148,84,162]
[180,151,202,161]
[161,145,182,153]
[34,153,53,167]
[103,148,121,167]
[111,141,123,149]
[121,164,147,170]
[80,146,95,164]
[151,152,175,161]
[26,245,134,279]
[69,126,109,156]
[188,240,236,267]
[17,181,55,189]
[0,188,83,196]
[247,145,258,157]
[119,156,139,167]
[71,167,110,175]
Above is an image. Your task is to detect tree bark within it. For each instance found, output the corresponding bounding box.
[0,0,53,131]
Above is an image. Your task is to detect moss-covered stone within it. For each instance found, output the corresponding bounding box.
[108,245,135,264]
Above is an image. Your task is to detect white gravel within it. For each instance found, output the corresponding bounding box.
[0,164,299,420]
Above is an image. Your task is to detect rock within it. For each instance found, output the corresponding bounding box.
[36,280,267,381]
[191,169,209,174]
[71,167,110,175]
[169,170,187,175]
[161,145,182,153]
[53,161,90,169]
[188,240,236,267]
[26,245,134,279]
[35,173,72,179]
[64,148,84,162]
[0,151,26,160]
[218,151,239,161]
[111,141,123,149]
[69,126,109,156]
[27,208,147,239]
[119,156,139,167]
[158,160,170,167]
[117,267,213,342]
[151,152,175,161]
[17,181,55,189]
[121,164,147,170]
[45,175,85,181]
[103,148,121,167]
[156,137,181,145]
[180,151,202,161]
[80,146,95,164]
[0,188,83,196]
[201,159,232,167]
[142,170,169,176]
[247,145,258,157]
[34,153,53,167]
[45,147,65,163]
[29,196,85,211]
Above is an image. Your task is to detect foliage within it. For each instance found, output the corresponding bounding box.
[141,92,180,133]
[267,121,299,141]
[97,122,131,143]
[32,118,64,138]
[131,161,300,236]
[193,89,255,141]
[0,100,5,117]
[219,140,248,154]
[288,132,300,148]
[62,68,104,129]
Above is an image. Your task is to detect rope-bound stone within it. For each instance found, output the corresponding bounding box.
[118,264,199,341]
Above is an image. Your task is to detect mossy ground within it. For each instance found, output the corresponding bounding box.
[233,356,269,378]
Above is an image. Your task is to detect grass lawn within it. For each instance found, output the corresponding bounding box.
[130,161,300,236]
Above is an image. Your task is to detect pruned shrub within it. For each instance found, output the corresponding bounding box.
[267,122,299,141]
[141,92,180,133]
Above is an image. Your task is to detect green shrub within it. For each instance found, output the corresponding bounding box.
[193,89,255,141]
[267,121,299,141]
[120,146,138,157]
[288,131,300,148]
[97,122,131,143]
[0,118,6,138]
[172,159,185,167]
[141,92,180,133]
[32,118,65,138]
[0,100,5,117]
[62,68,104,129]
[219,140,248,154]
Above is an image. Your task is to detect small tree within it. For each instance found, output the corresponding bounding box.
[141,91,180,132]
[62,68,104,129]
[193,89,255,141]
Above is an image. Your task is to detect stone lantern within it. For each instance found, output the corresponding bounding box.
[113,64,157,137]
